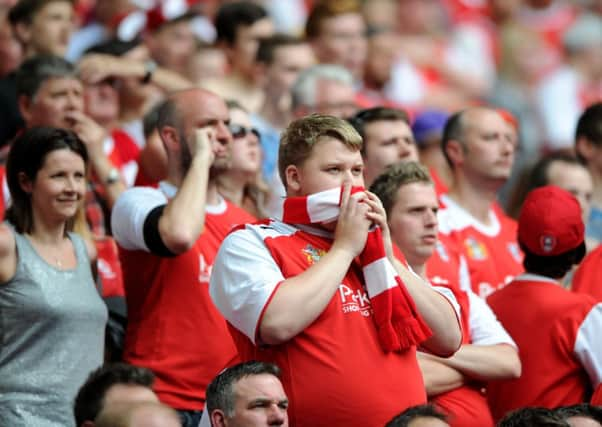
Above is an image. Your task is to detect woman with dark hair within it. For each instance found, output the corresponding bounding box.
[0,127,107,426]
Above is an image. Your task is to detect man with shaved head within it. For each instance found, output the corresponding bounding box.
[111,88,255,427]
[438,107,524,298]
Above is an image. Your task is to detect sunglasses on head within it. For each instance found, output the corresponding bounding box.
[228,124,260,139]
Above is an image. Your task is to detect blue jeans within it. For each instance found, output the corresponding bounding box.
[177,409,203,427]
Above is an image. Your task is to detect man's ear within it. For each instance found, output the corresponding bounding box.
[159,125,180,152]
[13,21,31,47]
[210,409,228,427]
[284,164,301,194]
[445,140,464,168]
[18,94,33,126]
[575,136,594,162]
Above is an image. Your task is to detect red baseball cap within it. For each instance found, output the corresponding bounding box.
[518,185,585,256]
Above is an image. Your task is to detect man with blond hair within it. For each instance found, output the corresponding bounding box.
[210,114,461,427]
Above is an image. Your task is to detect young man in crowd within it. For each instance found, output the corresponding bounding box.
[74,363,158,427]
[203,1,274,113]
[205,361,289,427]
[487,186,602,420]
[370,161,520,427]
[210,114,461,427]
[438,107,523,297]
[1,0,75,145]
[305,0,367,82]
[349,106,419,188]
[253,34,315,179]
[575,102,602,247]
[111,88,255,427]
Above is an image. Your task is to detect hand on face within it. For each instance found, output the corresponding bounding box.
[193,127,216,164]
[333,181,372,258]
[67,111,107,156]
[363,190,395,261]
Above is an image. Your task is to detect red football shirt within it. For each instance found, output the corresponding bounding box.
[211,220,428,427]
[572,244,602,301]
[117,192,255,409]
[487,274,602,420]
[438,195,523,298]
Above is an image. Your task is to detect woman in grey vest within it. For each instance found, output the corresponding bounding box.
[0,127,107,426]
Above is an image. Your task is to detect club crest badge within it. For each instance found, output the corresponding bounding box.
[302,244,326,265]
[540,235,557,253]
[464,237,488,261]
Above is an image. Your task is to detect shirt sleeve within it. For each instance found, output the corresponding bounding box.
[209,226,285,344]
[110,187,167,251]
[468,290,516,347]
[574,303,602,387]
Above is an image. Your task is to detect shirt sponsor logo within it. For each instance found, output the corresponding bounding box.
[464,237,488,261]
[302,244,326,265]
[339,284,372,316]
[198,254,212,283]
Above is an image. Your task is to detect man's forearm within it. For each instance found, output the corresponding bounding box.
[159,154,211,254]
[427,343,521,381]
[418,354,465,397]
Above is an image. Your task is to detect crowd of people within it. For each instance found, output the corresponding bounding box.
[0,0,601,426]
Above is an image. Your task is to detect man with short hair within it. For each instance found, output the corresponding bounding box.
[349,106,419,187]
[497,407,570,427]
[8,0,74,58]
[290,64,357,119]
[370,162,520,427]
[74,363,158,427]
[203,1,274,113]
[305,0,367,82]
[575,102,602,246]
[111,88,255,427]
[487,186,602,420]
[210,114,461,427]
[385,404,450,427]
[206,361,289,427]
[13,54,126,213]
[253,34,315,179]
[556,404,602,427]
[0,0,75,145]
[438,107,523,297]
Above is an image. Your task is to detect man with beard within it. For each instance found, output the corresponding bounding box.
[111,88,255,427]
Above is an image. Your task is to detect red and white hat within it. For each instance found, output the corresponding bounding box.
[145,0,199,32]
[518,185,585,256]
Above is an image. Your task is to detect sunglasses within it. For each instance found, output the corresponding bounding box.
[228,124,260,139]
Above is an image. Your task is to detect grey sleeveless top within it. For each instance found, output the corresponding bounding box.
[0,229,107,427]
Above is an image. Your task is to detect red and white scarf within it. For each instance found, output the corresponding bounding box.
[282,187,432,352]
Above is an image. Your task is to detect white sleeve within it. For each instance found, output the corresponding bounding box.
[468,290,516,347]
[209,227,285,344]
[430,285,461,321]
[110,187,167,251]
[574,303,602,387]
